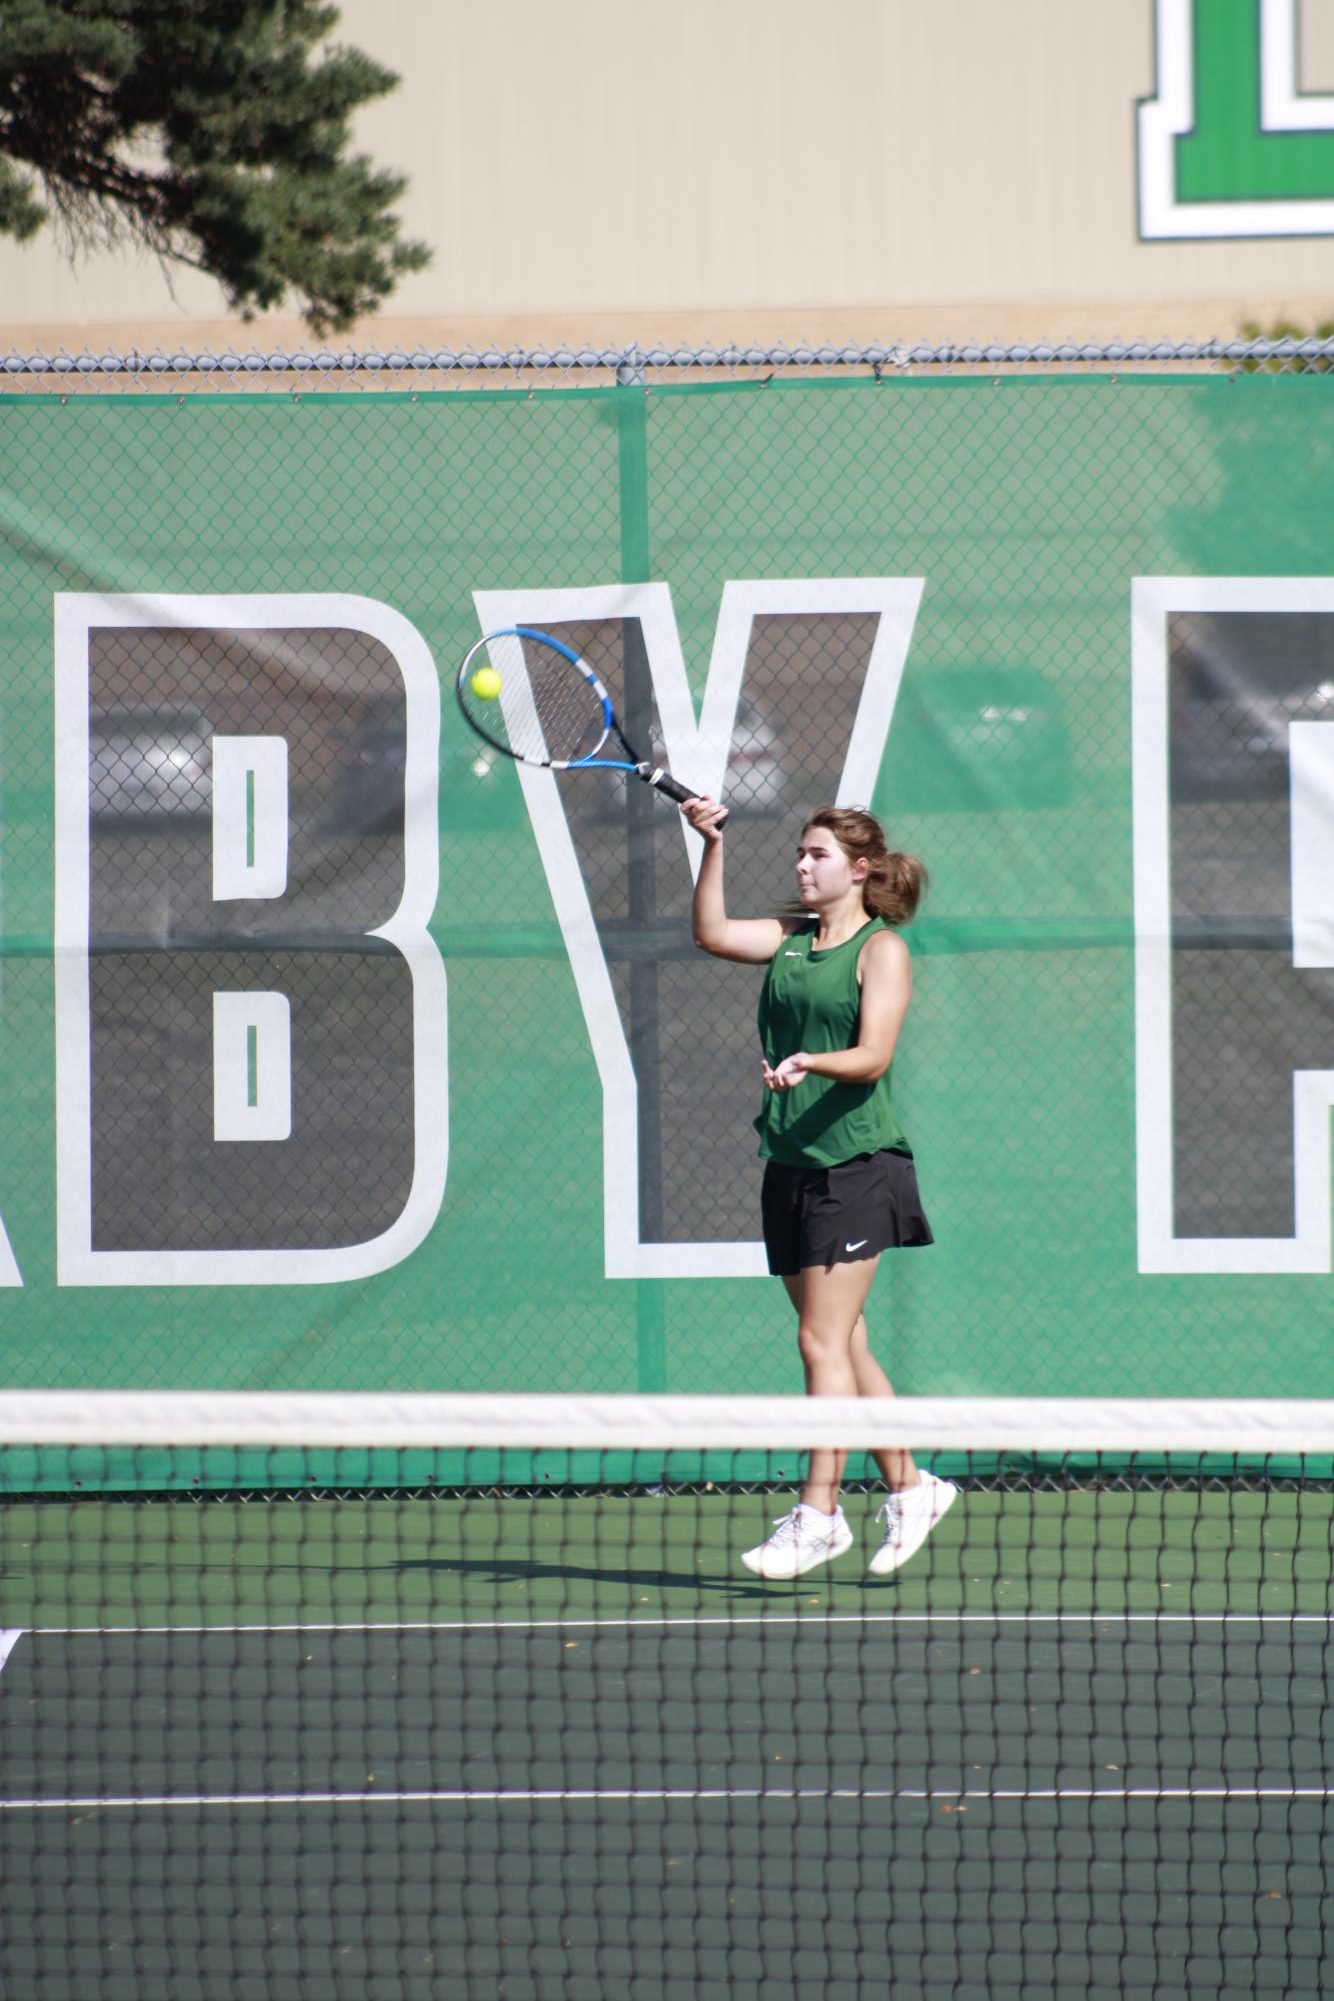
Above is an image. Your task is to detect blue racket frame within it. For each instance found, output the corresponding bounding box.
[456,625,704,806]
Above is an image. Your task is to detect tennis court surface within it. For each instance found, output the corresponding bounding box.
[2,1393,1332,1999]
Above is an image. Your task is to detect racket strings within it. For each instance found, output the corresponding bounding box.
[462,635,611,768]
[521,649,609,765]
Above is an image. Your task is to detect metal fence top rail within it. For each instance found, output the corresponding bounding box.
[4,334,1334,389]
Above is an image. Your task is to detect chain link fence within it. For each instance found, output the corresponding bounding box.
[1,338,1332,1403]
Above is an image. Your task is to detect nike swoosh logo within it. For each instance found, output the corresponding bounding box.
[784,951,802,957]
[845,1239,868,1253]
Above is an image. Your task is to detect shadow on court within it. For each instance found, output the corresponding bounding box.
[381,1551,907,1602]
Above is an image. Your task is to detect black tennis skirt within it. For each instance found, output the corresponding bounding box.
[760,1148,934,1277]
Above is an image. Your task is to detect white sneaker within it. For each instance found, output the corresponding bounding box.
[867,1471,959,1576]
[741,1504,854,1579]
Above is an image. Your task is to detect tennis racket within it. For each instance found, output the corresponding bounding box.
[456,626,719,815]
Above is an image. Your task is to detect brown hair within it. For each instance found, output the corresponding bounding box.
[804,806,927,926]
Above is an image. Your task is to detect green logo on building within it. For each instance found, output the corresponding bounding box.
[1140,0,1334,236]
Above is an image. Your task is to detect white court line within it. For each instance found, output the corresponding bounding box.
[0,1630,22,1672]
[4,1784,1334,1813]
[22,1611,1334,1636]
[10,1619,1326,1814]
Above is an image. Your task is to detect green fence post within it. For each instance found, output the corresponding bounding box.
[616,352,667,1393]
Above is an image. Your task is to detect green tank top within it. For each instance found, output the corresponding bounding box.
[753,917,910,1167]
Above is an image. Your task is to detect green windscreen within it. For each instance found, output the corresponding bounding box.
[0,371,1331,1398]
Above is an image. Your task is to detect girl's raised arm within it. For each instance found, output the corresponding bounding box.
[683,796,786,964]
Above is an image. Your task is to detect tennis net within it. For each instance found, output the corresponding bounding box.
[3,1392,1333,2000]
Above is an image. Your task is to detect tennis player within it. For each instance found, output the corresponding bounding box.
[683,797,957,1580]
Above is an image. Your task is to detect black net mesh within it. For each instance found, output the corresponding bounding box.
[3,1396,1333,1999]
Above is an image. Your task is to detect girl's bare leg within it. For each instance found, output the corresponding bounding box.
[849,1312,919,1493]
[782,1271,918,1511]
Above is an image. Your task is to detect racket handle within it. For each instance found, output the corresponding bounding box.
[640,766,696,805]
[640,766,728,824]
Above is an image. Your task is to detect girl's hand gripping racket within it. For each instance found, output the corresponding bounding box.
[456,626,724,820]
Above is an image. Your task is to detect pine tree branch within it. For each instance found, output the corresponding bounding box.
[0,0,431,332]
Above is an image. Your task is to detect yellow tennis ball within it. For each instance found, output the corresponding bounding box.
[470,664,503,701]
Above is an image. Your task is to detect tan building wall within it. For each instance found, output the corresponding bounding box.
[3,0,1334,353]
